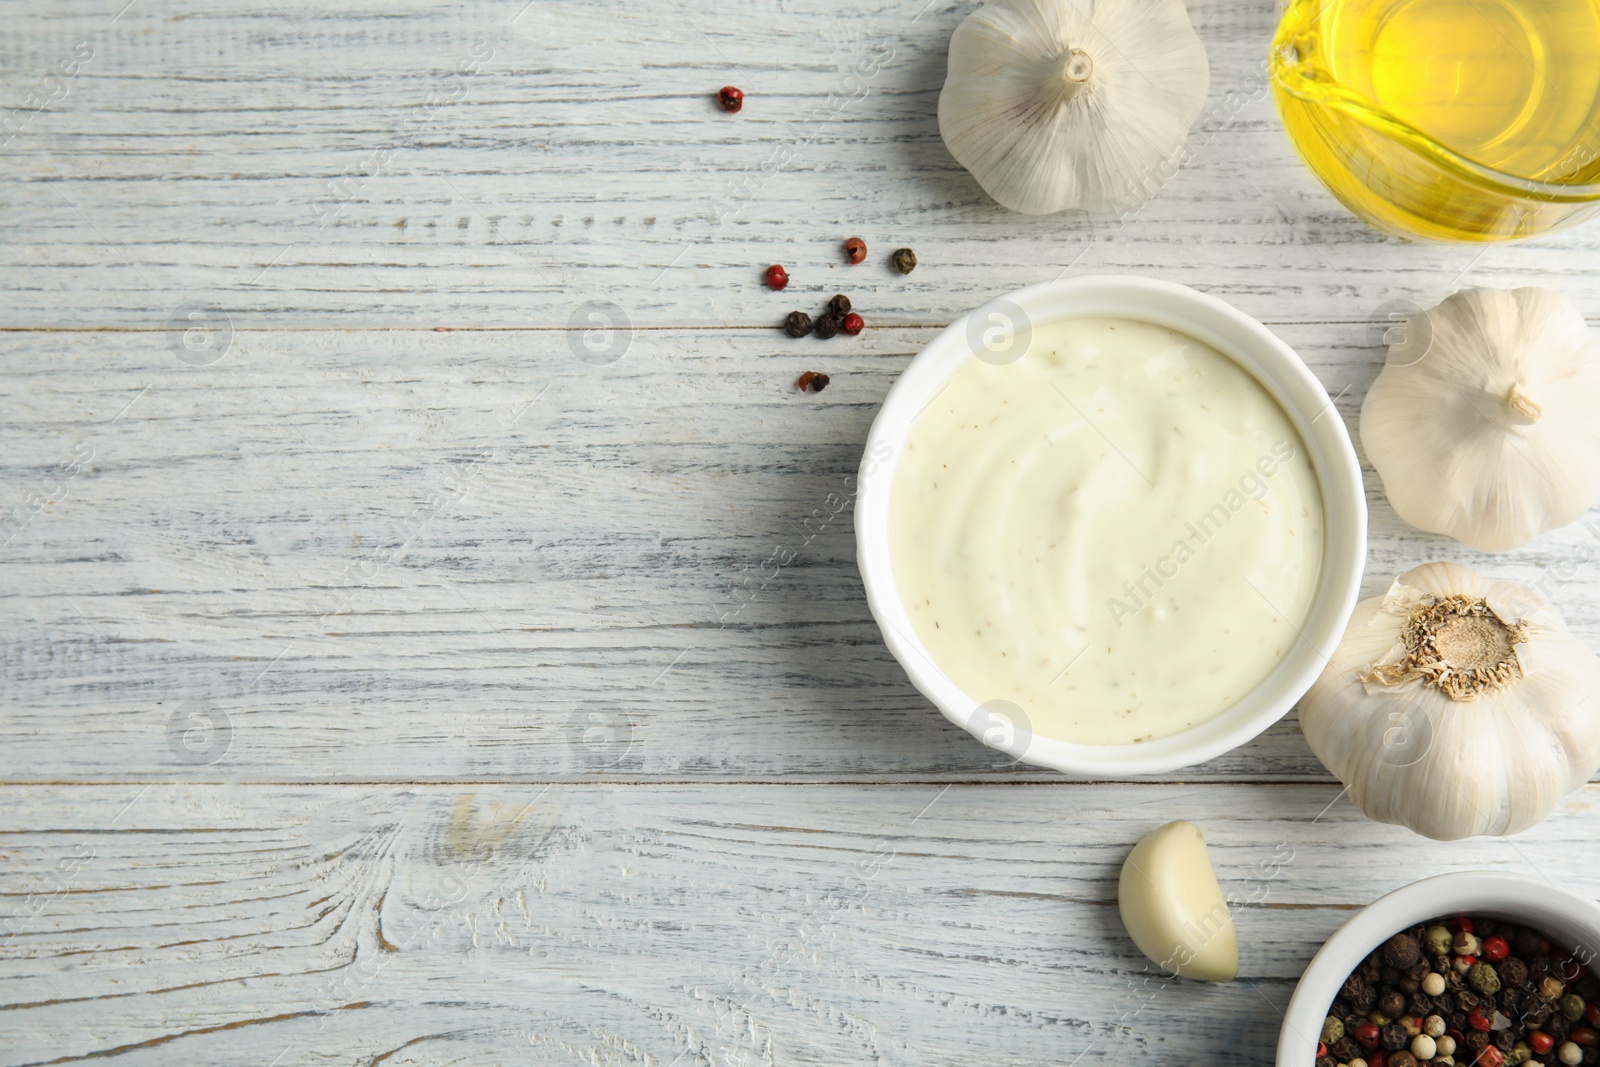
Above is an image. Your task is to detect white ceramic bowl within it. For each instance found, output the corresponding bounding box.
[1277,871,1600,1066]
[854,275,1366,775]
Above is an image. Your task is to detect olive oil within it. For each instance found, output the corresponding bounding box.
[1271,0,1600,241]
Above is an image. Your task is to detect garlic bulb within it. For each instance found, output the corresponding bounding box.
[1300,562,1600,840]
[1362,287,1600,552]
[937,0,1210,215]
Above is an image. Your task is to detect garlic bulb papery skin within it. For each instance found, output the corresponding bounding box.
[1300,562,1600,841]
[1361,287,1600,552]
[937,0,1210,215]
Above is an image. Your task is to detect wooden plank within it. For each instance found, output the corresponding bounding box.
[5,323,1597,781]
[3,0,1599,328]
[3,782,1599,1065]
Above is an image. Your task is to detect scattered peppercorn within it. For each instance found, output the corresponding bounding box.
[795,371,829,393]
[841,311,864,336]
[784,311,813,338]
[843,236,867,264]
[813,313,841,339]
[716,85,744,112]
[827,294,851,317]
[765,264,789,290]
[891,246,917,274]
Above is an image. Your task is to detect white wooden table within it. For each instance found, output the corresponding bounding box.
[5,0,1600,1063]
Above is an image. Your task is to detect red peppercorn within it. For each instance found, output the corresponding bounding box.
[841,312,863,335]
[1369,1051,1389,1067]
[1356,1022,1382,1049]
[1573,1025,1600,1048]
[843,236,867,264]
[1469,1006,1493,1031]
[1586,1003,1600,1026]
[1478,1046,1504,1067]
[1449,917,1475,934]
[1484,935,1511,962]
[1532,1031,1557,1055]
[1317,1042,1328,1058]
[716,85,744,112]
[1459,954,1478,968]
[764,264,788,290]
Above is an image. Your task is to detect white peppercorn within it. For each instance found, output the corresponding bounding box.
[1411,1034,1437,1060]
[1423,1014,1446,1037]
[1453,931,1482,956]
[1559,1041,1583,1066]
[1436,1034,1458,1057]
[1422,973,1447,997]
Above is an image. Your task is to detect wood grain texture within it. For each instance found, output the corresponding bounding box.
[4,783,1600,1066]
[7,0,1600,1061]
[2,322,1597,782]
[3,0,1600,329]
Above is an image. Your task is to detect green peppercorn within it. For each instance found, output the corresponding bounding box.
[890,247,917,274]
[1426,925,1454,957]
[1470,961,1502,995]
[1505,1041,1533,1067]
[1558,993,1586,1021]
[1323,1017,1345,1043]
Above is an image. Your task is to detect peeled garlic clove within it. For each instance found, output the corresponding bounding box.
[937,0,1210,215]
[1118,821,1237,982]
[1362,286,1600,551]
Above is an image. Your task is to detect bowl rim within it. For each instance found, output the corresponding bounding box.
[853,274,1367,775]
[1276,870,1600,1066]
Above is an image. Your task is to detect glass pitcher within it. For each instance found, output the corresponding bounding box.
[1269,0,1600,242]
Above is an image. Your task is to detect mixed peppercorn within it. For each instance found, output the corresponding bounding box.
[1320,917,1600,1067]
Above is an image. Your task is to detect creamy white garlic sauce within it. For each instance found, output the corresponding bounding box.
[889,317,1324,746]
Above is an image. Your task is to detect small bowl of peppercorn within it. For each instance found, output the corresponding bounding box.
[1278,871,1600,1067]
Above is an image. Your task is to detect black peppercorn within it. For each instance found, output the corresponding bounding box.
[1409,994,1434,1016]
[1342,974,1369,1001]
[1389,1053,1418,1067]
[891,247,917,274]
[1495,1029,1517,1051]
[1381,990,1408,1017]
[1385,933,1423,969]
[1547,1013,1572,1041]
[784,311,813,338]
[1315,1057,1335,1067]
[1465,1029,1490,1051]
[1531,957,1554,982]
[1331,1037,1361,1062]
[1382,1023,1409,1050]
[826,294,851,317]
[813,314,841,340]
[1515,929,1544,957]
[1503,958,1532,987]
